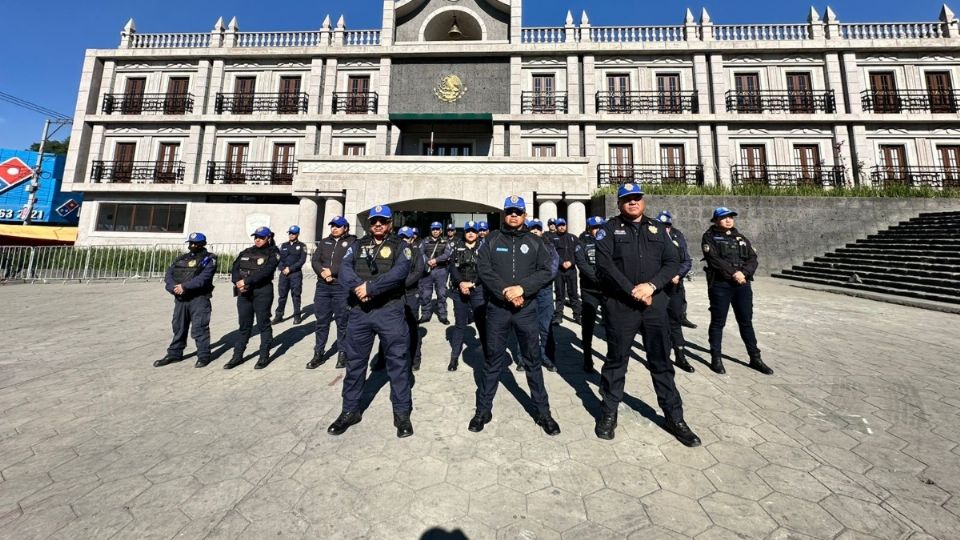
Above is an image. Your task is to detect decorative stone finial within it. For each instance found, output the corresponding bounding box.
[684,8,695,24]
[700,8,712,24]
[213,17,224,32]
[322,14,331,30]
[566,10,574,25]
[227,16,239,31]
[824,6,838,23]
[123,18,136,33]
[808,6,821,23]
[336,15,346,29]
[941,4,957,22]
[581,11,590,26]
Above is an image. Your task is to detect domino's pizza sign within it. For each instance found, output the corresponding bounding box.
[0,157,33,194]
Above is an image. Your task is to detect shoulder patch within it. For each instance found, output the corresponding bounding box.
[520,243,530,255]
[403,247,412,260]
[596,229,606,240]
[703,244,710,253]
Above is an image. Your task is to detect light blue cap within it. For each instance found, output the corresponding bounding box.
[369,205,393,220]
[187,232,207,243]
[504,195,526,211]
[398,226,414,238]
[430,221,443,230]
[478,221,489,231]
[252,226,272,238]
[712,207,738,221]
[617,183,644,199]
[328,215,349,227]
[288,225,301,234]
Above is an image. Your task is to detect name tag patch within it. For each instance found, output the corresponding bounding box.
[496,247,509,252]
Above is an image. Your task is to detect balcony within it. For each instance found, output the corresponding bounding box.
[725,91,836,113]
[861,89,960,113]
[332,92,379,114]
[206,161,297,185]
[91,161,185,184]
[870,166,960,188]
[214,93,308,114]
[731,165,845,188]
[101,93,194,115]
[596,91,699,114]
[521,92,569,114]
[597,164,704,186]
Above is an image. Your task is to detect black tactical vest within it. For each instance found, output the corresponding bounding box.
[237,251,268,278]
[454,241,481,282]
[171,252,210,284]
[714,233,749,268]
[352,236,404,303]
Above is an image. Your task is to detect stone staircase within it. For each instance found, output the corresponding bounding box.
[773,211,960,305]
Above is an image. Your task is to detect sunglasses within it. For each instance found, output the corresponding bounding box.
[369,218,389,226]
[621,195,644,203]
[505,209,524,217]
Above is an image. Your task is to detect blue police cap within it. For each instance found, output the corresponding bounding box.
[555,218,567,226]
[656,211,673,225]
[186,232,207,244]
[464,221,479,232]
[530,220,543,230]
[288,225,301,234]
[430,221,443,230]
[447,223,456,231]
[369,205,393,220]
[617,183,644,199]
[412,227,420,235]
[712,207,738,221]
[478,221,489,231]
[547,218,556,225]
[252,226,272,238]
[586,216,604,228]
[398,226,414,238]
[504,195,526,212]
[328,215,349,227]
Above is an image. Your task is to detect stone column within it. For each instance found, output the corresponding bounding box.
[692,54,711,113]
[566,55,581,114]
[567,200,587,236]
[709,54,725,115]
[833,125,855,187]
[851,124,871,186]
[841,52,862,114]
[715,124,732,187]
[582,55,596,114]
[824,53,846,113]
[199,124,218,182]
[568,124,581,157]
[183,125,204,184]
[493,124,505,156]
[697,124,716,186]
[318,125,333,156]
[321,58,339,115]
[509,125,522,157]
[323,197,345,231]
[208,59,226,115]
[298,197,320,244]
[307,58,325,115]
[538,200,558,223]
[510,56,522,115]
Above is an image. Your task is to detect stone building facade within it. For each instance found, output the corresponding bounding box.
[63,0,960,245]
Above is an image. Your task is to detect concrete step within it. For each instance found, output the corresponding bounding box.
[801,260,960,281]
[836,246,960,258]
[772,273,960,305]
[817,253,960,271]
[856,237,960,246]
[780,268,960,296]
[785,265,960,291]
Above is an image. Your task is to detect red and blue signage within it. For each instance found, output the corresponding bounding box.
[0,149,81,225]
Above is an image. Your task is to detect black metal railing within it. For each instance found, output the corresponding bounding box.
[332,92,379,114]
[597,164,704,186]
[91,161,185,184]
[731,165,845,188]
[521,91,569,114]
[215,93,309,114]
[870,166,960,188]
[861,89,960,113]
[596,91,699,114]
[725,90,836,113]
[101,93,194,115]
[206,161,297,185]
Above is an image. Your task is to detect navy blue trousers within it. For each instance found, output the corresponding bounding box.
[167,296,212,361]
[418,267,449,319]
[314,281,348,354]
[707,280,760,358]
[450,286,487,361]
[276,271,303,316]
[235,286,273,358]
[342,301,412,414]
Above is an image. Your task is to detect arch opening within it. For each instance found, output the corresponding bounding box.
[356,198,502,234]
[422,9,485,41]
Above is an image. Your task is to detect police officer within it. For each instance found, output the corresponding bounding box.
[527,220,558,372]
[155,232,218,368]
[477,221,490,239]
[308,216,356,369]
[469,196,561,436]
[273,226,307,324]
[702,207,774,376]
[574,217,605,373]
[656,211,696,374]
[412,227,420,244]
[327,205,415,438]
[226,227,280,370]
[446,223,458,243]
[448,221,487,372]
[549,218,582,325]
[398,226,427,371]
[546,218,558,237]
[595,184,700,446]
[418,222,453,324]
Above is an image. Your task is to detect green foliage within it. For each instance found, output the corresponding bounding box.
[593,184,960,199]
[28,137,70,155]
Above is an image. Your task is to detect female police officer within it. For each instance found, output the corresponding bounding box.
[701,207,774,376]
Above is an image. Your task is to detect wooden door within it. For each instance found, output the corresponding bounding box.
[870,72,899,113]
[879,145,907,182]
[660,145,685,181]
[122,78,146,114]
[606,74,630,112]
[532,74,556,112]
[939,145,960,185]
[226,143,248,183]
[657,74,681,113]
[343,143,366,156]
[347,76,370,113]
[278,76,302,114]
[113,142,136,182]
[165,77,189,114]
[155,143,179,183]
[926,72,955,113]
[786,72,814,113]
[233,77,256,114]
[272,143,295,183]
[793,145,821,183]
[734,73,761,112]
[609,144,634,181]
[740,145,767,180]
[532,144,557,158]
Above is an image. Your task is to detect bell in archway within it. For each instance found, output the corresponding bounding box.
[448,16,463,40]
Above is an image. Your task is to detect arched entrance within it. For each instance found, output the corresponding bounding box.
[356,198,502,235]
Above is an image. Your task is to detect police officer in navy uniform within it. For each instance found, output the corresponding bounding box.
[448,221,487,372]
[227,227,280,370]
[328,205,415,438]
[446,223,458,243]
[702,207,774,376]
[656,211,696,374]
[273,226,307,324]
[477,221,490,240]
[595,184,701,446]
[398,226,427,371]
[308,216,356,369]
[418,222,453,324]
[469,196,561,436]
[574,217,605,373]
[527,219,559,372]
[155,232,218,368]
[549,218,582,325]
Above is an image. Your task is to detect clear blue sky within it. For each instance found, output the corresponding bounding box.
[0,0,950,150]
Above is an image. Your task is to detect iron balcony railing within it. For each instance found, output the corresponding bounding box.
[596,91,699,114]
[597,164,704,186]
[101,93,194,115]
[332,92,379,114]
[861,89,960,113]
[521,91,569,114]
[870,166,960,188]
[725,90,836,113]
[731,165,845,188]
[206,161,297,185]
[91,161,185,184]
[214,93,309,114]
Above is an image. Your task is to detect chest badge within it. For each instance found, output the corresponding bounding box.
[188,260,197,267]
[520,244,530,254]
[648,226,659,234]
[342,241,348,247]
[257,258,265,265]
[703,244,710,253]
[380,246,392,259]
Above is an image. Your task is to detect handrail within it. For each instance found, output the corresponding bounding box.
[840,22,945,40]
[129,33,211,49]
[712,24,811,41]
[591,25,686,43]
[237,31,322,48]
[521,27,568,44]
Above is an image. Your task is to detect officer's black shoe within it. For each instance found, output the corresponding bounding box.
[535,413,561,436]
[412,359,421,372]
[582,351,595,373]
[674,347,695,373]
[306,351,326,369]
[195,357,212,368]
[447,358,458,371]
[254,354,271,370]
[153,356,181,367]
[710,356,726,375]
[573,314,582,325]
[394,413,414,438]
[595,412,618,440]
[335,352,346,369]
[224,355,244,370]
[418,313,432,324]
[271,314,283,324]
[550,316,562,326]
[438,316,450,325]
[293,314,303,325]
[681,317,698,329]
[468,411,492,432]
[749,355,774,375]
[542,361,558,373]
[327,411,362,435]
[515,362,525,372]
[665,419,702,447]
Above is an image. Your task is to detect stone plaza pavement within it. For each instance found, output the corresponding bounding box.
[0,279,958,539]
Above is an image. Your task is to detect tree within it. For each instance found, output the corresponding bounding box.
[28,137,70,155]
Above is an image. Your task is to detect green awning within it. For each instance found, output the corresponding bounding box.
[389,113,493,121]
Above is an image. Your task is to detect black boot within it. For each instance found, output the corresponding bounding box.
[542,359,558,372]
[535,413,561,436]
[447,358,458,371]
[327,411,362,435]
[749,354,774,375]
[665,419,702,447]
[468,411,492,432]
[417,312,432,324]
[293,314,303,325]
[394,413,414,438]
[595,412,617,440]
[153,356,181,367]
[681,317,698,329]
[582,350,595,373]
[271,313,283,324]
[224,353,244,370]
[335,351,346,369]
[306,351,326,369]
[195,356,211,368]
[438,316,450,325]
[674,347,695,373]
[710,355,725,375]
[255,352,271,370]
[412,358,421,372]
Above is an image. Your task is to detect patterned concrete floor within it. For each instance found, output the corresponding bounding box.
[0,279,958,539]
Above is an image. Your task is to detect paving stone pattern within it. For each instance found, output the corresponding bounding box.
[0,280,958,539]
